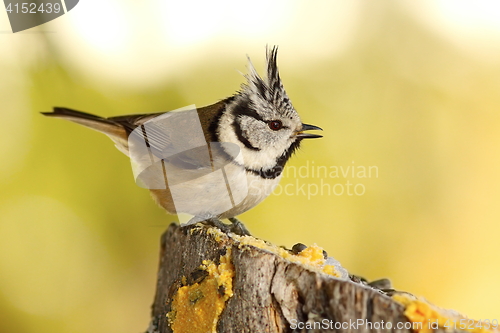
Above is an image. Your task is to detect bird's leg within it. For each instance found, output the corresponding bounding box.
[189,216,251,236]
[228,217,251,236]
[201,217,232,234]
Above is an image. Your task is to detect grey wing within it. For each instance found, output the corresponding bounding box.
[122,112,215,170]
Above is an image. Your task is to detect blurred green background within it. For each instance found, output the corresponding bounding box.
[1,1,500,332]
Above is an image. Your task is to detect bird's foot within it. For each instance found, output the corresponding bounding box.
[186,216,252,236]
[201,217,231,233]
[228,217,251,236]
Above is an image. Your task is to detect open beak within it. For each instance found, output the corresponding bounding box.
[296,123,323,139]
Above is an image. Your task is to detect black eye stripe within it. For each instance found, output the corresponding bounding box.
[231,99,292,129]
[232,101,265,123]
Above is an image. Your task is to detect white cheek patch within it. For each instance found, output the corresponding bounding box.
[220,120,292,170]
[238,117,266,146]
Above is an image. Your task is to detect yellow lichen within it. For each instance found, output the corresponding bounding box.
[321,264,340,277]
[167,248,234,333]
[204,225,230,243]
[290,244,326,265]
[191,225,342,281]
[232,234,271,251]
[232,234,341,278]
[393,294,500,333]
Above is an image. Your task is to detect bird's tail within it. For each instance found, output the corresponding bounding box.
[41,107,129,154]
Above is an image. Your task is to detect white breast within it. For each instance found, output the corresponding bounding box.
[218,170,282,219]
[161,163,281,219]
[133,144,282,219]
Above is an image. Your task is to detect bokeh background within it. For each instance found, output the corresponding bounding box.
[1,0,500,332]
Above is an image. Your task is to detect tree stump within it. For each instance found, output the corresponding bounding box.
[146,223,474,333]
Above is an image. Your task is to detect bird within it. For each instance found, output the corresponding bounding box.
[42,46,322,235]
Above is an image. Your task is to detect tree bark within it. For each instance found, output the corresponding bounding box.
[146,223,467,333]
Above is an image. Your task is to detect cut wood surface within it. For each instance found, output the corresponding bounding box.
[146,223,469,333]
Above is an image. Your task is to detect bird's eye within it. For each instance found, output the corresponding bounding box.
[268,120,283,131]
